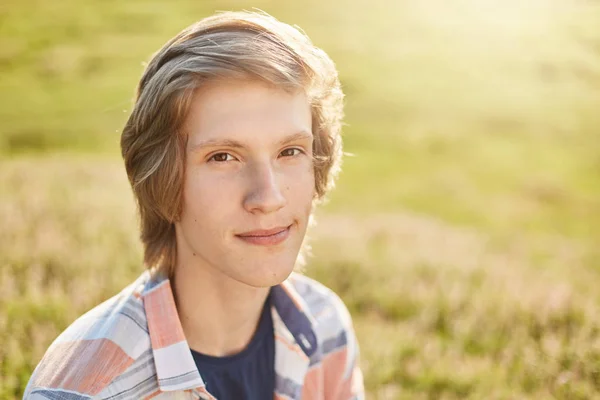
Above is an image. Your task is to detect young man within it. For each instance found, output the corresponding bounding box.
[25,10,364,400]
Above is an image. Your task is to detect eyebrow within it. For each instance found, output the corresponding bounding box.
[188,130,313,153]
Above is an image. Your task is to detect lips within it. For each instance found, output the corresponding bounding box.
[236,224,292,246]
[237,226,290,237]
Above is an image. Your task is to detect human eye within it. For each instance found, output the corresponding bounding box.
[208,152,236,163]
[279,148,305,158]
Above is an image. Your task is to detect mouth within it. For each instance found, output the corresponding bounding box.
[235,224,292,246]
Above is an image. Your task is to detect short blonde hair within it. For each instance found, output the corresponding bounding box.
[121,11,345,276]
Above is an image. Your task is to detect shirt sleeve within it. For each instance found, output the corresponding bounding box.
[324,292,365,400]
[339,328,365,400]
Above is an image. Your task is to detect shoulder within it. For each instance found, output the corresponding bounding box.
[24,272,153,399]
[288,272,354,328]
[287,273,357,359]
[287,274,365,397]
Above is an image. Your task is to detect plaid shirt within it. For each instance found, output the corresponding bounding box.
[24,270,364,399]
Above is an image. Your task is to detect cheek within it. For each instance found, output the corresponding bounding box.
[182,169,235,219]
[287,165,316,204]
[182,173,204,214]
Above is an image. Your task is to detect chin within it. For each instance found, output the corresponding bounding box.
[237,262,296,288]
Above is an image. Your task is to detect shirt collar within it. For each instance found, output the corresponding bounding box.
[141,270,318,393]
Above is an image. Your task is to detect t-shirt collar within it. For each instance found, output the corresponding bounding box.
[141,270,318,393]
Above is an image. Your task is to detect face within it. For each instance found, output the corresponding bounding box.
[175,79,315,288]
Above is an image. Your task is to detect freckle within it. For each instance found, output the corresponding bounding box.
[193,253,196,256]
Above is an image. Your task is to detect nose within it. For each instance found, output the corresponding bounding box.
[243,161,287,214]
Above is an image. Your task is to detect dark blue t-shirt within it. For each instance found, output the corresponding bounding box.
[190,294,275,399]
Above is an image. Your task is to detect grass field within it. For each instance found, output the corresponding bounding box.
[1,0,600,398]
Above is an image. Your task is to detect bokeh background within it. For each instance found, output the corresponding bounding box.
[1,0,600,398]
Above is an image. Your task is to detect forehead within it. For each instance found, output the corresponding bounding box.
[184,79,312,146]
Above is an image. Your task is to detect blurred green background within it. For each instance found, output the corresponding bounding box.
[1,0,599,398]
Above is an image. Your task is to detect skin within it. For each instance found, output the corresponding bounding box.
[173,78,315,357]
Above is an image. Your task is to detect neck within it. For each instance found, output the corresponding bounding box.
[172,259,270,357]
